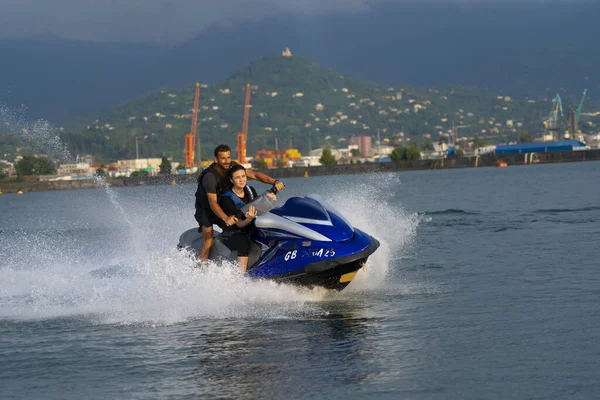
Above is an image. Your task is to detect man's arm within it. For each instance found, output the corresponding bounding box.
[207,193,231,223]
[203,173,237,226]
[246,169,285,191]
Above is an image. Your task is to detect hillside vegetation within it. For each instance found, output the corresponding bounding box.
[4,54,598,162]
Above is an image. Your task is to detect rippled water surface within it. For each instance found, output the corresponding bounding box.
[1,161,599,399]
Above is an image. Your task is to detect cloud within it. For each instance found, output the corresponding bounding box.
[0,0,587,43]
[0,0,376,43]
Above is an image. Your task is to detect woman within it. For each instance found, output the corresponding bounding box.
[218,164,277,272]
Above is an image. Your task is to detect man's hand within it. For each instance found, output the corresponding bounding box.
[223,215,238,227]
[274,180,285,192]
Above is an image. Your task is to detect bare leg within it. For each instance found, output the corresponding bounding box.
[200,225,213,261]
[238,256,249,273]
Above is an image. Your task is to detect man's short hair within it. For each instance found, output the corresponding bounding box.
[214,144,231,157]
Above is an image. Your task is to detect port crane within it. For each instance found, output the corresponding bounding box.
[544,93,563,140]
[184,83,201,168]
[237,83,251,163]
[574,89,587,131]
[566,89,587,138]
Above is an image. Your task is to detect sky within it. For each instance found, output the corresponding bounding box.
[0,0,586,44]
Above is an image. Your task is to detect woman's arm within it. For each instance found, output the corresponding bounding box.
[235,206,257,228]
[221,196,256,229]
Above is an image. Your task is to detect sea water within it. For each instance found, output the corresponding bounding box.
[1,161,599,399]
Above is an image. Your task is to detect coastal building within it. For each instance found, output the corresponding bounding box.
[0,160,16,176]
[289,156,322,167]
[57,163,94,176]
[115,158,163,176]
[358,136,373,157]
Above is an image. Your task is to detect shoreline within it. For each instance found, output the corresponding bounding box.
[1,149,599,194]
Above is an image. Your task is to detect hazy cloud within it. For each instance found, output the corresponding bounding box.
[0,0,584,43]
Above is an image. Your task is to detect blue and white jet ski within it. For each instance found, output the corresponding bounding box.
[178,189,380,291]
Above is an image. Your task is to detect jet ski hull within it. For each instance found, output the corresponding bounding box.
[246,229,380,290]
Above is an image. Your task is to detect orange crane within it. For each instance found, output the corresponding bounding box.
[237,83,251,163]
[184,82,201,168]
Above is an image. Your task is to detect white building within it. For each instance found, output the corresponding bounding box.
[58,163,94,176]
[116,158,164,176]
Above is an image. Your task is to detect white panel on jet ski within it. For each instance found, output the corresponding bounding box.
[255,213,332,241]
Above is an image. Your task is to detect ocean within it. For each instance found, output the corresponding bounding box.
[1,161,599,399]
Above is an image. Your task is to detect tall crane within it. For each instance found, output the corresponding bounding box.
[184,83,201,168]
[237,83,251,163]
[544,93,563,140]
[575,89,587,130]
[567,89,587,138]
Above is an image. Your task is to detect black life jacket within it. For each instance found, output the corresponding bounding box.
[194,161,239,211]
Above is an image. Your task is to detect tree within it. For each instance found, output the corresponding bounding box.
[350,148,360,157]
[390,146,407,162]
[275,158,286,168]
[130,170,149,178]
[319,148,336,165]
[422,141,435,151]
[406,144,422,161]
[16,155,56,175]
[159,156,172,174]
[454,148,465,157]
[391,145,421,162]
[96,167,107,177]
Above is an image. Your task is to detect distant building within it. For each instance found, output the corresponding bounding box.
[359,136,373,157]
[58,163,94,176]
[0,160,16,176]
[115,158,163,176]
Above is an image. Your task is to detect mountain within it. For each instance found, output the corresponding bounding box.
[48,53,595,163]
[0,2,599,122]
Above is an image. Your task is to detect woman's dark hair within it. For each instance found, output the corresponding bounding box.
[214,144,231,157]
[227,164,246,181]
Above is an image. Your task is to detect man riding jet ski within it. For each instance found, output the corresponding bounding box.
[179,183,380,291]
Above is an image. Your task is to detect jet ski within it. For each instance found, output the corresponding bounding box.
[178,188,380,291]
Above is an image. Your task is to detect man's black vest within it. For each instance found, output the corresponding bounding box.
[194,162,238,212]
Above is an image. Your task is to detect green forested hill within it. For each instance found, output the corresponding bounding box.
[3,54,597,162]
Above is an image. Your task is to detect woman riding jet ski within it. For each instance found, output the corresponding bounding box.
[178,170,380,291]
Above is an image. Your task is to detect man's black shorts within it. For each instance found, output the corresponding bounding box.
[195,208,221,229]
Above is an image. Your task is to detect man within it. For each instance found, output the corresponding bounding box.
[195,144,285,261]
